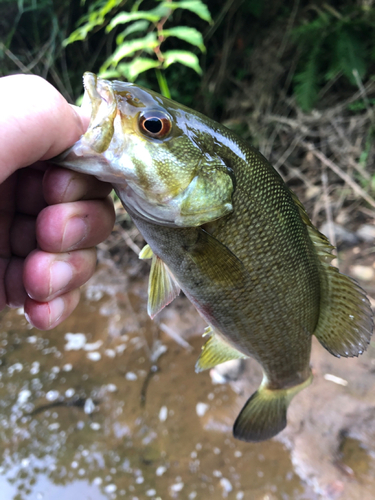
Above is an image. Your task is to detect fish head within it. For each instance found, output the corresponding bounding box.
[55,72,235,227]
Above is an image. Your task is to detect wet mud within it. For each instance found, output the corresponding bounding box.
[0,246,374,500]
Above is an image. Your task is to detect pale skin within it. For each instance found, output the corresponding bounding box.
[0,74,116,330]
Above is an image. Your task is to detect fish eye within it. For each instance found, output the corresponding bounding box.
[139,110,171,139]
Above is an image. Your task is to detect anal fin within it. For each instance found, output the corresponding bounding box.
[139,244,181,319]
[195,326,247,373]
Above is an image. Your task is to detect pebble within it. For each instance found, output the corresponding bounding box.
[196,402,209,417]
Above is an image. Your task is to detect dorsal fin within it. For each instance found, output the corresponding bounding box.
[195,326,247,373]
[139,244,181,319]
[290,191,373,357]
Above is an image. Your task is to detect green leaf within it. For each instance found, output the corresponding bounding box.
[159,26,205,51]
[334,29,367,85]
[101,33,158,70]
[63,24,97,46]
[294,41,322,112]
[116,20,149,45]
[63,0,123,46]
[98,69,122,80]
[122,58,161,81]
[161,1,212,23]
[162,50,202,74]
[107,5,169,32]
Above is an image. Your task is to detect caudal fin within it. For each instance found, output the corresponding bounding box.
[233,374,313,442]
[233,389,287,442]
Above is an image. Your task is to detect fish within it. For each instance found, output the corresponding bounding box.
[55,72,373,442]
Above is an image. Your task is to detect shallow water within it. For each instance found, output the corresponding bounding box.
[0,263,319,500]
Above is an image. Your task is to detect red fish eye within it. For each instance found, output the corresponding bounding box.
[139,111,171,138]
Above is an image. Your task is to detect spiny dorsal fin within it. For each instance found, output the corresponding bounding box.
[290,190,335,259]
[233,373,313,442]
[290,191,373,357]
[141,246,180,319]
[195,326,247,373]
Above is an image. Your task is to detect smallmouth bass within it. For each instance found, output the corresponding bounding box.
[55,72,373,442]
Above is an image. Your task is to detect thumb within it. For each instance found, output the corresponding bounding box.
[0,74,89,183]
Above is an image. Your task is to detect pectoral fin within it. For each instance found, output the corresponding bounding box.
[139,245,181,318]
[195,326,247,373]
[188,229,250,288]
[139,244,154,260]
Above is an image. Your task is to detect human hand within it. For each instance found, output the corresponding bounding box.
[0,74,116,330]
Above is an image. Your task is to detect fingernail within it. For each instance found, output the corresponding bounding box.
[49,296,65,326]
[49,261,73,295]
[64,176,85,201]
[62,217,88,249]
[24,310,34,327]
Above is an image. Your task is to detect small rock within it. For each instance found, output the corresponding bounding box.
[196,402,209,417]
[351,265,374,281]
[210,359,244,384]
[356,224,375,242]
[320,222,358,246]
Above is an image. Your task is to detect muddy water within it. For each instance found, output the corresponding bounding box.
[0,261,319,500]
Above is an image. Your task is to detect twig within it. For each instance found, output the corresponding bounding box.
[352,69,375,125]
[301,142,375,209]
[0,42,31,73]
[277,0,300,58]
[321,166,336,250]
[273,133,304,172]
[159,323,194,352]
[118,227,142,255]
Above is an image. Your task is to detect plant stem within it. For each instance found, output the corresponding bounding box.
[155,68,171,98]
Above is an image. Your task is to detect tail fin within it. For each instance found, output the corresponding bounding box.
[233,374,312,442]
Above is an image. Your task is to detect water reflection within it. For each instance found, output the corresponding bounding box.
[0,265,320,500]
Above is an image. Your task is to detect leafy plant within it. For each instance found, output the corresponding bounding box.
[64,0,212,97]
[292,5,375,111]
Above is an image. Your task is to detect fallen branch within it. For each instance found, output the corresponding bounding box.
[301,141,375,209]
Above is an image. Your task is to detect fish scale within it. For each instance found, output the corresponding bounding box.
[55,72,373,442]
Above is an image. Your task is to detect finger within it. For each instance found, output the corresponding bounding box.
[0,258,8,310]
[0,173,17,259]
[0,74,90,182]
[24,289,81,331]
[36,197,115,253]
[43,166,113,204]
[4,257,27,307]
[10,214,37,257]
[23,248,97,302]
[16,167,47,216]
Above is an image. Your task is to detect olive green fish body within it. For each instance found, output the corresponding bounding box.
[124,136,318,391]
[55,73,373,442]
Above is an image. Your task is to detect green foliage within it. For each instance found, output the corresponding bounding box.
[292,6,375,111]
[65,0,212,97]
[63,0,124,45]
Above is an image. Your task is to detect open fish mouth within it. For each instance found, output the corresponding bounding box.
[52,73,120,181]
[82,72,117,146]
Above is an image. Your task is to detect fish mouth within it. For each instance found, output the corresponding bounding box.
[52,73,119,181]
